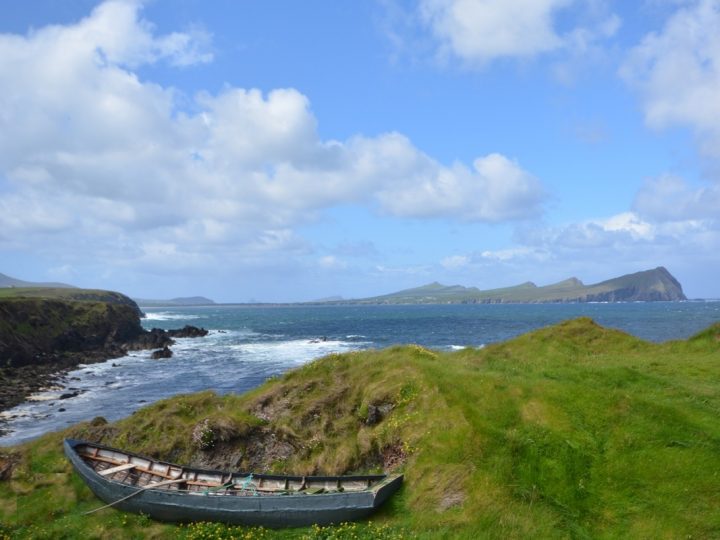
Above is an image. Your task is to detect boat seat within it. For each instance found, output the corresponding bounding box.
[98,463,137,476]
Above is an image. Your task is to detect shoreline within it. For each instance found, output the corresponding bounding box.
[0,325,209,439]
[0,349,127,438]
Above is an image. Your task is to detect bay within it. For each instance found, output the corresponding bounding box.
[1,301,719,446]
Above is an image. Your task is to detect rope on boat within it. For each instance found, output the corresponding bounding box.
[236,473,258,497]
[83,478,185,515]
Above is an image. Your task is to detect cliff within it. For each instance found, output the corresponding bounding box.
[0,296,144,369]
[0,288,206,412]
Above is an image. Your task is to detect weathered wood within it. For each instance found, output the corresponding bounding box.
[98,463,136,476]
[146,478,187,489]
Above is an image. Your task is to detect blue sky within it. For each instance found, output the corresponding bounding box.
[1,0,719,301]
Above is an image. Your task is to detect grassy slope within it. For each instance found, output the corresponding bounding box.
[0,287,139,305]
[1,318,720,539]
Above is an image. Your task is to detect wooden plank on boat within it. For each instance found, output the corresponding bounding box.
[99,463,136,476]
[146,478,187,489]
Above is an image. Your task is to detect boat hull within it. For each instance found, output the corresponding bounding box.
[64,439,402,527]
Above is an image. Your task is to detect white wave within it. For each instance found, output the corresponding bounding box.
[143,312,203,321]
[450,344,485,351]
[26,392,64,402]
[229,338,364,365]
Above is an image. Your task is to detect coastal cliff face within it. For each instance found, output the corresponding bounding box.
[0,296,143,369]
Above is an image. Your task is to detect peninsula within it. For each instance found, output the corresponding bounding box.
[341,266,686,305]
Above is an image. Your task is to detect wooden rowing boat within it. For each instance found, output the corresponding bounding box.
[64,439,403,527]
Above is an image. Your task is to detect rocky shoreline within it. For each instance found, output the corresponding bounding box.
[0,324,209,418]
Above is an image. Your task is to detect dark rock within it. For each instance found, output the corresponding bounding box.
[59,391,79,400]
[166,325,209,338]
[0,453,20,481]
[128,328,173,350]
[365,402,394,425]
[58,408,66,412]
[151,346,173,359]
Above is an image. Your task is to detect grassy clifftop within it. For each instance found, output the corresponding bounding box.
[2,318,720,538]
[0,287,142,317]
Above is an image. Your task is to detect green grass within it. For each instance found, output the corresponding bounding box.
[1,317,719,538]
[0,287,118,300]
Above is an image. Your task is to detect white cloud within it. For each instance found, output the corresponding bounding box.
[517,208,720,262]
[621,0,720,157]
[0,1,547,273]
[633,174,720,221]
[480,246,548,262]
[440,255,470,269]
[598,212,655,240]
[375,152,545,221]
[418,0,619,65]
[420,0,570,62]
[520,212,657,249]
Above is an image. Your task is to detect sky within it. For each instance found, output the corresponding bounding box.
[1,0,719,302]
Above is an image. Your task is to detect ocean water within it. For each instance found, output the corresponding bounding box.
[1,302,719,446]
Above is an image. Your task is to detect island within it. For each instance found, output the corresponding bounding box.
[337,266,686,304]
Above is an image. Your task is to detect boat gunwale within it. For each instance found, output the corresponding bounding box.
[65,439,397,493]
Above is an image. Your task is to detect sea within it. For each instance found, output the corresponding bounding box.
[1,301,719,446]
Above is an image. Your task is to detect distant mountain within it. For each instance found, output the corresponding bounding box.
[0,272,75,289]
[346,267,686,304]
[313,295,345,302]
[134,296,216,307]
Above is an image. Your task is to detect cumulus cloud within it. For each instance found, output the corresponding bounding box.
[519,212,657,250]
[0,1,546,272]
[516,208,720,266]
[418,0,619,65]
[621,0,720,157]
[633,175,720,221]
[375,152,545,221]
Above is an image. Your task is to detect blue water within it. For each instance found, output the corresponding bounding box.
[1,302,718,446]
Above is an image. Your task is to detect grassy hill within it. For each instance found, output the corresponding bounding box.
[1,318,719,538]
[0,272,74,289]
